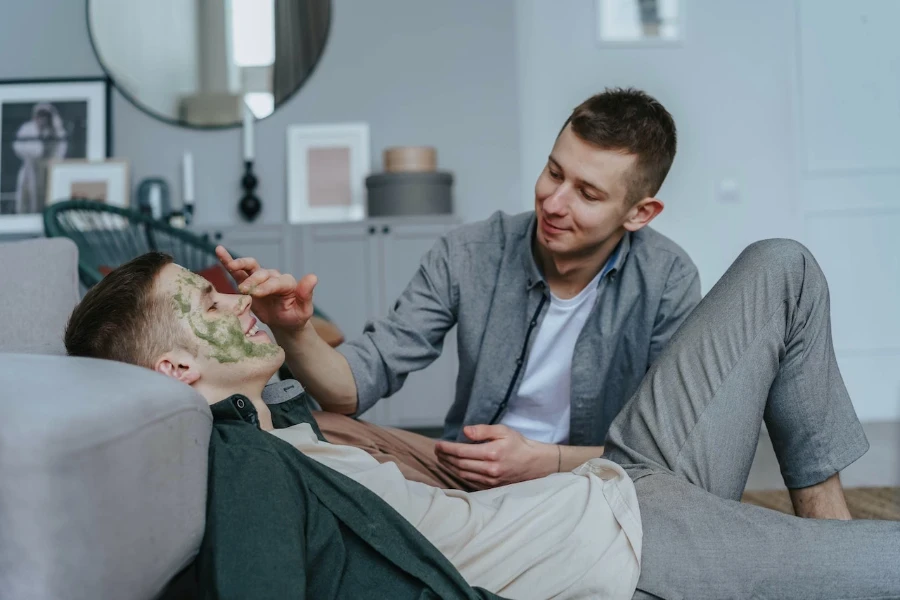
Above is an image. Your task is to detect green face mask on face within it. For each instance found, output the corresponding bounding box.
[172,272,280,364]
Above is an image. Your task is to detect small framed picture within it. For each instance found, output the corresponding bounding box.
[0,77,110,234]
[596,0,683,46]
[286,123,370,224]
[47,159,129,209]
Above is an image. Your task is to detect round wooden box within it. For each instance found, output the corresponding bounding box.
[383,146,437,173]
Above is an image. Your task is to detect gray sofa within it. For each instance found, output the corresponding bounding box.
[0,238,211,600]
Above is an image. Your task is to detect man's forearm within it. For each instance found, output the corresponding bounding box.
[274,322,359,414]
[557,444,606,472]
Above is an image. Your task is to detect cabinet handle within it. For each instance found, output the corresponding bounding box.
[382,226,390,234]
[214,231,223,241]
[368,226,376,235]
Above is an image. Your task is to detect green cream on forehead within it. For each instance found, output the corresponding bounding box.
[170,269,278,364]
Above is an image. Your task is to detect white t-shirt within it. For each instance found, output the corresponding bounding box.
[500,268,606,444]
[269,423,643,600]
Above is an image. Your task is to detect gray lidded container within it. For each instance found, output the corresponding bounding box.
[366,171,453,217]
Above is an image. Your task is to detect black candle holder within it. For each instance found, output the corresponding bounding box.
[238,160,262,222]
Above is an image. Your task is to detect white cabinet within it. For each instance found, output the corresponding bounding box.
[204,224,289,273]
[293,217,460,428]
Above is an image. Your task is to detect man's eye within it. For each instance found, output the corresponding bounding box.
[581,189,599,201]
[549,170,562,180]
[208,302,218,312]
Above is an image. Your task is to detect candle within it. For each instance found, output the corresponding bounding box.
[182,152,194,207]
[148,183,162,219]
[243,100,255,161]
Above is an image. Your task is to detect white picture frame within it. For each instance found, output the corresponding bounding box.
[0,77,109,235]
[595,0,684,47]
[286,122,370,224]
[47,159,129,209]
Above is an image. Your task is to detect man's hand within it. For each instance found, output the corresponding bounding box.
[216,246,317,333]
[434,424,558,490]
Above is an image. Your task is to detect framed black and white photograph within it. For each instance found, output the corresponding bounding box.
[0,77,110,234]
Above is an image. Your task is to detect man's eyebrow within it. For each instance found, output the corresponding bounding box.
[548,155,609,197]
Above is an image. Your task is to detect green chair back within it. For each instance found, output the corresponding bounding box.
[44,200,225,289]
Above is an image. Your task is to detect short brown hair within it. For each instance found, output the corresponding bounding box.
[65,252,190,368]
[564,87,677,204]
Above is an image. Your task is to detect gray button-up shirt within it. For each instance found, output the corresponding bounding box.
[339,211,700,445]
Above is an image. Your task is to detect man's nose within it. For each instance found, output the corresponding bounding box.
[543,186,569,215]
[234,294,251,314]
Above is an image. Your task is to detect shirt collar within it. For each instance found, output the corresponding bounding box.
[210,394,260,427]
[523,213,632,290]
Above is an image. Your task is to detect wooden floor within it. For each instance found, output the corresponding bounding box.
[742,487,900,520]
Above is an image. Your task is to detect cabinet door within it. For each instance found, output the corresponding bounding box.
[205,225,288,273]
[377,221,460,429]
[293,223,390,425]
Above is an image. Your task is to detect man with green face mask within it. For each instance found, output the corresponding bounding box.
[64,240,900,600]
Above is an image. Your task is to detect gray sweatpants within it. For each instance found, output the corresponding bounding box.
[604,239,899,600]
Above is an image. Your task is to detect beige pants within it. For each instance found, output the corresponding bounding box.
[312,411,474,491]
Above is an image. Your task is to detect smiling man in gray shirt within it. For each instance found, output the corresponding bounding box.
[224,88,701,490]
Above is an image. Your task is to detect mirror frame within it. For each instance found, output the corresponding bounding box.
[85,0,332,130]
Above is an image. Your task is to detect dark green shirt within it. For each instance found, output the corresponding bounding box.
[196,386,505,599]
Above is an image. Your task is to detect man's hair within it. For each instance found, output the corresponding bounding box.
[563,87,677,204]
[65,252,191,368]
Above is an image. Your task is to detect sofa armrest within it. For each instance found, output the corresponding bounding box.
[0,354,212,600]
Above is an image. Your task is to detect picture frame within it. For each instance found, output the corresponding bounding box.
[595,0,684,47]
[0,76,111,235]
[47,159,129,208]
[286,122,370,224]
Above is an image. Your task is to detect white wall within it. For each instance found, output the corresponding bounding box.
[515,0,900,421]
[515,0,799,289]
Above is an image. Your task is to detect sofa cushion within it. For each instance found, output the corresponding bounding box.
[0,353,212,600]
[0,238,80,355]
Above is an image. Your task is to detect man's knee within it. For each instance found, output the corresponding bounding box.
[741,238,811,265]
[738,239,823,286]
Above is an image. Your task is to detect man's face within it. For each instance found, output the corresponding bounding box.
[534,124,639,258]
[156,263,284,390]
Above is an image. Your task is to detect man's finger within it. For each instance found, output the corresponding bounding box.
[463,424,507,442]
[226,257,261,275]
[248,273,297,298]
[216,246,249,283]
[238,268,279,293]
[437,460,493,490]
[215,245,234,263]
[436,454,499,477]
[435,440,498,461]
[296,273,318,302]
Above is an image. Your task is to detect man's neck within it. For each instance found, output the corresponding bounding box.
[535,230,624,299]
[201,382,274,431]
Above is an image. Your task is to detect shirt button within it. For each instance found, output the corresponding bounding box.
[516,358,523,366]
[236,398,245,409]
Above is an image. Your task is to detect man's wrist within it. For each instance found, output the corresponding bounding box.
[538,442,560,476]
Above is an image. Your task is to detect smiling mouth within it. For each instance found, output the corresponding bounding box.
[244,317,260,338]
[541,218,567,233]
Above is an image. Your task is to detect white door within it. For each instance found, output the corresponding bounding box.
[796,0,900,422]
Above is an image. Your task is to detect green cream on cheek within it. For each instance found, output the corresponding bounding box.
[171,272,279,364]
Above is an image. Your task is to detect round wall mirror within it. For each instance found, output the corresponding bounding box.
[87,0,331,128]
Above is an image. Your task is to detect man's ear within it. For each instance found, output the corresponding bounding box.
[154,350,201,385]
[623,197,664,232]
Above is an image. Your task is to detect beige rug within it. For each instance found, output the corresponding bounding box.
[741,487,900,520]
